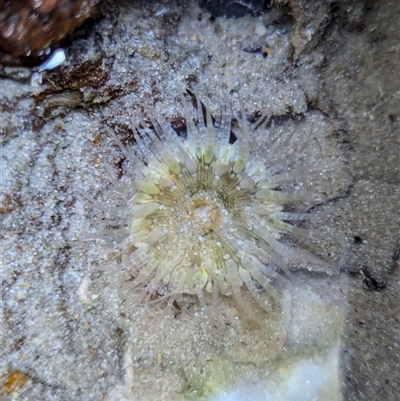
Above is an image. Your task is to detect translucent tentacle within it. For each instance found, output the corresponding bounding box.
[233,98,250,173]
[215,92,231,159]
[182,93,202,159]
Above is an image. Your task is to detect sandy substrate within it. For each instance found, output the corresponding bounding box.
[1,1,399,400]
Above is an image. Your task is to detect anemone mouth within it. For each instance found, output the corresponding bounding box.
[83,92,332,328]
[185,195,221,236]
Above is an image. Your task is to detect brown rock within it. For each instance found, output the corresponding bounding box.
[0,0,99,57]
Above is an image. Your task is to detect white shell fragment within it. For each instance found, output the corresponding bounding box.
[154,6,169,16]
[30,72,43,87]
[38,48,66,72]
[31,48,66,86]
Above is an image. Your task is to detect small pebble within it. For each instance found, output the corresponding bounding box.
[255,23,267,37]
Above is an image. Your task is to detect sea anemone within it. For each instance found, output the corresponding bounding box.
[81,92,331,327]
